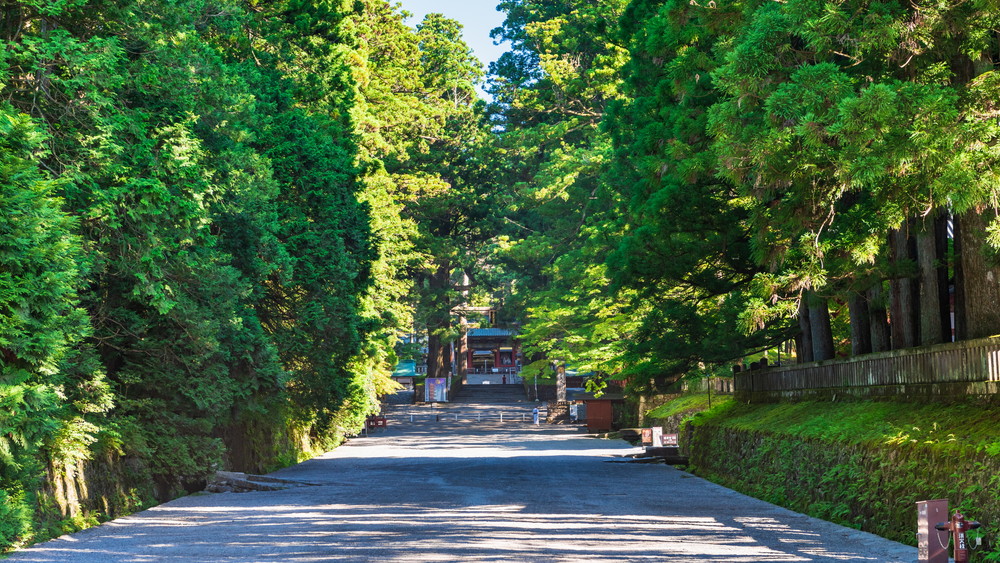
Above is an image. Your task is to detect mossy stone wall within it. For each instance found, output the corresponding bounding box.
[685,402,1000,558]
[26,409,315,551]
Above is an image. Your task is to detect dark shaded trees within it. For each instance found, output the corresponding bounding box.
[603,0,789,389]
[0,0,430,543]
[584,0,1000,390]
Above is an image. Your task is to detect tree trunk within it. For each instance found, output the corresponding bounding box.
[936,213,953,342]
[889,228,918,349]
[954,213,967,340]
[955,209,1000,339]
[456,271,470,381]
[455,331,467,381]
[808,295,835,361]
[917,218,943,345]
[797,297,814,363]
[425,262,452,380]
[556,363,566,402]
[426,331,448,380]
[848,292,872,355]
[867,285,892,353]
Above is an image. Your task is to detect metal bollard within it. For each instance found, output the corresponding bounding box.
[500,412,503,423]
[935,511,982,563]
[454,413,458,421]
[410,414,414,423]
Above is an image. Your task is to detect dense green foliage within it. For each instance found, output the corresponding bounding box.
[486,0,642,389]
[4,0,1000,552]
[0,109,91,546]
[0,0,496,549]
[486,0,1000,394]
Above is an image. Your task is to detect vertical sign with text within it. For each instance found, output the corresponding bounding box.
[425,378,448,402]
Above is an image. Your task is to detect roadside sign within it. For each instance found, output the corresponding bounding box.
[641,428,653,445]
[425,378,447,402]
[917,499,949,563]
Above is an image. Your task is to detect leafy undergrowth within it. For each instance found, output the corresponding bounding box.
[685,400,1000,560]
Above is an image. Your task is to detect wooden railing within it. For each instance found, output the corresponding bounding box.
[686,377,735,395]
[735,337,1000,403]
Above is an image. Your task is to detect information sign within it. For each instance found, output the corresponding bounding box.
[425,378,448,402]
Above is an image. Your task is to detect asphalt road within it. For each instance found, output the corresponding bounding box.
[9,401,918,562]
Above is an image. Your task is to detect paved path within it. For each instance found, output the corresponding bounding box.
[9,401,917,562]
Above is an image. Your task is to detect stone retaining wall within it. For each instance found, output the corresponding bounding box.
[685,410,1000,552]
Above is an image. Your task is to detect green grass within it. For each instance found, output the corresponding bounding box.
[522,375,556,384]
[646,392,734,419]
[692,400,1000,452]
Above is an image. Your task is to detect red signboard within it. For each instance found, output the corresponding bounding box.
[641,428,653,445]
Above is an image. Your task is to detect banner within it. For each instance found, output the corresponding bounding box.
[425,378,448,402]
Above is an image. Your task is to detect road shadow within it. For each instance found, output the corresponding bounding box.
[7,405,916,563]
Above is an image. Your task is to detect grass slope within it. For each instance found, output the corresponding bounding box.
[679,398,1000,558]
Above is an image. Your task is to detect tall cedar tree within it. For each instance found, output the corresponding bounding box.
[488,0,640,392]
[605,0,789,391]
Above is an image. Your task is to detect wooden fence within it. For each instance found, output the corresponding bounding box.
[691,377,735,395]
[735,337,1000,403]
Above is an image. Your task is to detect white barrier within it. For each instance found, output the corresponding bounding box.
[387,411,545,424]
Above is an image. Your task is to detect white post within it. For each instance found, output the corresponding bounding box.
[500,412,503,423]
